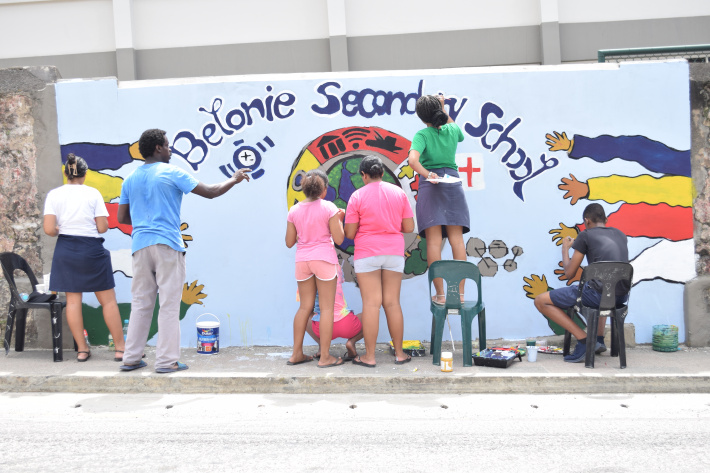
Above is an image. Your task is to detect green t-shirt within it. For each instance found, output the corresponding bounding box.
[410,123,464,170]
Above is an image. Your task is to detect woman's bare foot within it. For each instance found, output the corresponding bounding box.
[288,353,313,365]
[317,353,342,367]
[394,350,409,363]
[345,340,358,358]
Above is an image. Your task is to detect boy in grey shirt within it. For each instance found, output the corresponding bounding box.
[534,203,629,363]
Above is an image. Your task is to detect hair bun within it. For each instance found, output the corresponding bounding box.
[66,153,76,164]
[432,110,448,127]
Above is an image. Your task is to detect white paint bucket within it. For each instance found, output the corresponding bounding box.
[527,346,538,362]
[196,313,220,354]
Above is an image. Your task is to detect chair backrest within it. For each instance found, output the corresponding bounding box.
[428,260,482,309]
[578,261,633,311]
[0,252,39,303]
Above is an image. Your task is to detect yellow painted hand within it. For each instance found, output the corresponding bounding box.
[554,261,582,285]
[181,222,193,248]
[182,280,206,305]
[545,131,574,152]
[523,274,551,300]
[549,222,579,246]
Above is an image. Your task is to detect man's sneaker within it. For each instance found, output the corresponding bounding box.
[595,341,607,354]
[564,341,587,363]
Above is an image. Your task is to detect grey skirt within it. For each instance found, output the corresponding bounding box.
[416,167,470,238]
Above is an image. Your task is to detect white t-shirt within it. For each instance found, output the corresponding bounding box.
[43,184,109,238]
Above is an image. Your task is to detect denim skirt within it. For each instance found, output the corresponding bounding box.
[415,167,471,238]
[49,234,115,293]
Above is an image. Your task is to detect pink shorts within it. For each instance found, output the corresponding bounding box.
[295,260,338,281]
[312,312,362,340]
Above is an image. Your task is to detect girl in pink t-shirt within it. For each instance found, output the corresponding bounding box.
[286,170,345,368]
[344,156,415,367]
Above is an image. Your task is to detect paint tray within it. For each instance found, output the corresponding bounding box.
[473,348,523,368]
[389,340,426,357]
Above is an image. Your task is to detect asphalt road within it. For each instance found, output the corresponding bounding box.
[1,393,709,472]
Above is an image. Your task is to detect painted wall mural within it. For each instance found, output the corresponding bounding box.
[53,61,693,346]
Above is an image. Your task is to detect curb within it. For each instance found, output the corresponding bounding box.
[3,373,709,395]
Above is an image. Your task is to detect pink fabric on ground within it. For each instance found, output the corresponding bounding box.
[313,312,361,340]
[345,181,413,260]
[287,199,339,264]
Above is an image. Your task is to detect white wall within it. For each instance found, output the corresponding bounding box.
[558,0,710,23]
[2,0,709,61]
[132,0,330,49]
[344,0,541,37]
[0,0,115,58]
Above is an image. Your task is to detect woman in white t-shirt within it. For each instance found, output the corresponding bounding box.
[43,153,125,362]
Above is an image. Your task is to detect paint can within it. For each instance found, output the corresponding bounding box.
[527,346,538,362]
[440,351,453,372]
[652,324,678,352]
[196,313,220,354]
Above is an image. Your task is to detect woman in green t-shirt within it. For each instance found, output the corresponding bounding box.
[407,95,470,304]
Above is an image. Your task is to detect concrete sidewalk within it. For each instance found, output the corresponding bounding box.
[2,341,709,395]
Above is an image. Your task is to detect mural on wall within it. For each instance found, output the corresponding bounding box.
[522,127,694,334]
[53,61,693,346]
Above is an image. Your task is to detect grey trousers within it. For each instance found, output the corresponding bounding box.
[123,244,185,369]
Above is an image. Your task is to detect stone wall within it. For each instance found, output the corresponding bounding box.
[0,66,64,348]
[691,64,710,274]
[685,64,710,347]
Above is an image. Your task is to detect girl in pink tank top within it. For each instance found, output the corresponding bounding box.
[286,170,345,368]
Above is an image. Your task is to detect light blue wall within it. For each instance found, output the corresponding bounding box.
[55,61,693,345]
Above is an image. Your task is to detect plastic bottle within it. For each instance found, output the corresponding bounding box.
[440,351,453,372]
[123,319,129,341]
[83,329,91,348]
[108,333,114,348]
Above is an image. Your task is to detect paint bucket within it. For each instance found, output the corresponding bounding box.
[527,346,538,362]
[196,313,220,354]
[652,324,678,352]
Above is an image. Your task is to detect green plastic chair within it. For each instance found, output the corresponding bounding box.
[428,260,486,367]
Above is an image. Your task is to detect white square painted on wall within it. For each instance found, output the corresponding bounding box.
[455,153,484,191]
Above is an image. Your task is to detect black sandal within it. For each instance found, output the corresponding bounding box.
[77,351,91,362]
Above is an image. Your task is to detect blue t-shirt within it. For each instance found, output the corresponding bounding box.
[119,162,199,253]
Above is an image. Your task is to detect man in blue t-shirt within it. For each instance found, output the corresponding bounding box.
[534,203,629,363]
[117,129,250,373]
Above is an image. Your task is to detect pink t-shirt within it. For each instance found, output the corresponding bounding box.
[345,181,414,260]
[287,199,339,264]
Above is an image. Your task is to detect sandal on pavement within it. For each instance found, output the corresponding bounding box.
[155,361,189,373]
[286,356,313,366]
[119,360,147,371]
[77,351,91,362]
[342,352,357,362]
[352,356,376,368]
[394,354,412,365]
[317,357,344,368]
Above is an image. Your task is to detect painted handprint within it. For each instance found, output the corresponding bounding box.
[549,222,580,246]
[558,174,589,205]
[545,131,574,152]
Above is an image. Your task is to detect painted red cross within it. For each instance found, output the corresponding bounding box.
[458,156,481,187]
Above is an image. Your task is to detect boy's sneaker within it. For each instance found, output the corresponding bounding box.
[564,341,587,363]
[595,341,607,354]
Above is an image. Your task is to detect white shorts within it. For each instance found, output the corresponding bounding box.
[354,255,405,273]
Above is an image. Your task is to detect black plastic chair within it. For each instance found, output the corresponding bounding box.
[428,260,486,367]
[1,252,66,362]
[563,262,633,369]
